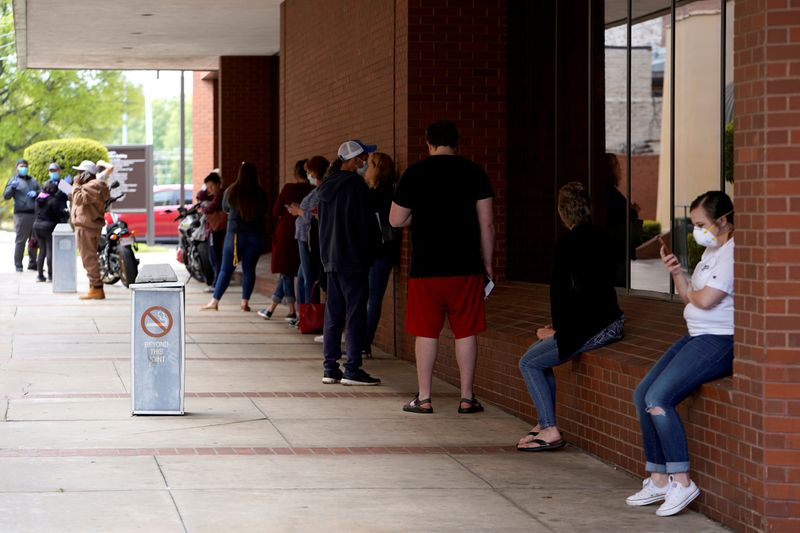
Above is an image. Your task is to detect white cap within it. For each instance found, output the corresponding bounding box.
[72,160,97,174]
[96,159,112,170]
[337,139,377,161]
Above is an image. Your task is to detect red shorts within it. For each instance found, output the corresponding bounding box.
[406,275,486,339]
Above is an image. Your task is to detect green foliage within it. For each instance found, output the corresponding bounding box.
[687,233,703,272]
[24,139,109,182]
[641,220,661,243]
[1,0,144,191]
[724,121,734,183]
[151,96,193,184]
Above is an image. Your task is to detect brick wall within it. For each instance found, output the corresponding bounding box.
[733,1,800,531]
[219,56,279,200]
[191,71,218,193]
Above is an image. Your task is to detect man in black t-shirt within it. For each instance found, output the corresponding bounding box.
[390,121,495,414]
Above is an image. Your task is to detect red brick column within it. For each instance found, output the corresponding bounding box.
[734,2,800,531]
[218,56,279,198]
[191,71,218,193]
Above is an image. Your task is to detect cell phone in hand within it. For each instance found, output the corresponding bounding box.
[658,235,672,255]
[483,276,495,300]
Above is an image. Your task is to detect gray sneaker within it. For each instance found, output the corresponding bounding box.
[626,477,670,506]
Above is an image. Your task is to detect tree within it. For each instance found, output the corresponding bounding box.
[0,0,144,183]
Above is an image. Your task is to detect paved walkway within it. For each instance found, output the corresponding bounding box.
[0,231,728,532]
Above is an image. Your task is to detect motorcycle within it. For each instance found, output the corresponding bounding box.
[99,182,140,287]
[174,203,214,284]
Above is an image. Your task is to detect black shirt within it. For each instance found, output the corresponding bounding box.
[551,223,623,359]
[393,155,493,277]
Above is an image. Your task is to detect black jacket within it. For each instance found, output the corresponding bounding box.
[551,223,623,359]
[33,191,68,234]
[316,169,375,273]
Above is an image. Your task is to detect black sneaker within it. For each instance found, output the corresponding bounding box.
[36,276,47,283]
[15,266,23,272]
[341,371,381,386]
[284,313,297,322]
[322,370,343,384]
[27,264,37,271]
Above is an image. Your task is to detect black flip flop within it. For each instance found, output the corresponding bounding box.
[516,439,566,452]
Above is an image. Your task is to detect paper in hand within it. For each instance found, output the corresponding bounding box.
[484,276,495,300]
[57,179,73,195]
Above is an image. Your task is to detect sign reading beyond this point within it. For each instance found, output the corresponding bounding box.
[141,306,173,338]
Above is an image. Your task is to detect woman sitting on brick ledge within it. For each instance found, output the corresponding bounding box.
[627,190,734,517]
[516,182,624,452]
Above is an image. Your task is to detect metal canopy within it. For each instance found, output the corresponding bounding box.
[13,0,281,70]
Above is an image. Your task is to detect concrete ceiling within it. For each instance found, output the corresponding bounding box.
[13,0,281,71]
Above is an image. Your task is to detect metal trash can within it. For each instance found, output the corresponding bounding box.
[52,223,77,293]
[130,264,185,415]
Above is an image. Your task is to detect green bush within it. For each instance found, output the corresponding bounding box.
[642,220,661,242]
[23,138,109,182]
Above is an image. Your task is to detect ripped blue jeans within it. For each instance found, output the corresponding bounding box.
[633,334,733,474]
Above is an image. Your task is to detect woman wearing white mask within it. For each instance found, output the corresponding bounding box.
[626,190,734,517]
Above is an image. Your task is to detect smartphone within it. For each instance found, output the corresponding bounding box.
[658,235,671,255]
[483,276,495,300]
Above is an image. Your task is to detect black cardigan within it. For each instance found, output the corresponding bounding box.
[551,223,623,359]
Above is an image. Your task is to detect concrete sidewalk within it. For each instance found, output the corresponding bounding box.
[0,231,727,532]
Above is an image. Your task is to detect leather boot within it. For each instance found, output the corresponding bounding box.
[79,286,105,300]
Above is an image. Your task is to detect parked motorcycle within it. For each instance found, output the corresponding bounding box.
[174,203,214,284]
[99,182,140,287]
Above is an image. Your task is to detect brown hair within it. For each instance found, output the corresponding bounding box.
[369,152,396,187]
[557,181,592,228]
[604,152,622,187]
[226,162,263,222]
[305,156,330,178]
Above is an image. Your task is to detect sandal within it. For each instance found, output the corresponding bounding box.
[516,439,567,452]
[403,395,433,414]
[458,397,484,414]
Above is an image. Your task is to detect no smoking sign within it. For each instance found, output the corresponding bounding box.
[140,306,174,338]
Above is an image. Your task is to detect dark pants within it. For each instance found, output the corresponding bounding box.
[297,240,320,304]
[13,213,36,268]
[323,271,368,376]
[208,229,226,287]
[34,227,54,279]
[363,256,393,352]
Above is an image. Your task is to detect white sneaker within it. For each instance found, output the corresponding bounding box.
[656,476,700,516]
[314,335,324,343]
[626,477,670,506]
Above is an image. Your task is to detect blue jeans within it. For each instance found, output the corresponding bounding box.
[208,230,225,287]
[323,271,368,376]
[519,316,625,429]
[213,231,262,301]
[634,334,733,474]
[363,257,394,352]
[271,273,295,304]
[296,240,319,304]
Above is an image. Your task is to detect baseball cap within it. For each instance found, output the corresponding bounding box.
[337,139,377,161]
[16,158,28,166]
[72,160,97,174]
[48,162,61,171]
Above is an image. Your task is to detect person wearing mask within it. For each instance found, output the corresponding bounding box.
[627,191,734,517]
[257,160,314,321]
[3,158,41,272]
[316,140,381,386]
[70,160,110,300]
[361,152,401,358]
[33,180,67,282]
[197,171,227,292]
[516,182,624,451]
[287,156,330,306]
[390,121,494,414]
[201,162,269,312]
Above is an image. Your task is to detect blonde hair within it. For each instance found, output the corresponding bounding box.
[557,181,592,227]
[369,152,396,186]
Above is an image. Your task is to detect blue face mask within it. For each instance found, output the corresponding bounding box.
[18,167,29,177]
[49,172,60,181]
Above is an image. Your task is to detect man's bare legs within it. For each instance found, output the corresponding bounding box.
[455,335,478,409]
[414,336,438,409]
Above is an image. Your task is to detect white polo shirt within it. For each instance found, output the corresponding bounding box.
[684,238,734,336]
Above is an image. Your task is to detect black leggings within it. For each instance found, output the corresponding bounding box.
[34,227,54,279]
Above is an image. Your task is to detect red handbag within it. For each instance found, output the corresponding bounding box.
[297,284,325,334]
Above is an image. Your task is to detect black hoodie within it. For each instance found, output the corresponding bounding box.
[316,169,375,273]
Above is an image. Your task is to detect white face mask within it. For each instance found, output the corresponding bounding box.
[308,175,318,186]
[692,225,720,248]
[356,159,368,177]
[97,170,108,182]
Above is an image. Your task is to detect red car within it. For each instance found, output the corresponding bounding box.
[118,184,194,242]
